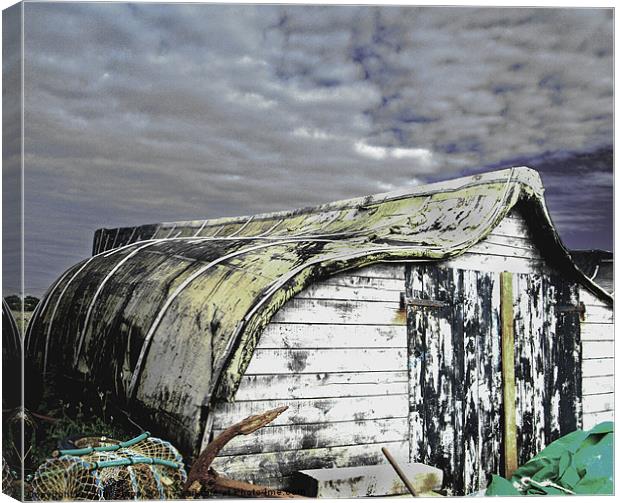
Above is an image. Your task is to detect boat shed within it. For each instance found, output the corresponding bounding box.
[26,167,614,495]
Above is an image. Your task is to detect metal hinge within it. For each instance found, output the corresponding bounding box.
[557,302,586,321]
[400,292,448,309]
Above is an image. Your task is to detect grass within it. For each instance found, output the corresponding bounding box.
[9,309,34,335]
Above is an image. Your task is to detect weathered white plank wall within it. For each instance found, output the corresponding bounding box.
[206,208,612,490]
[580,289,614,429]
[208,263,410,488]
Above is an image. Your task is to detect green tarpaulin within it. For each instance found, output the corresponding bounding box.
[486,422,613,496]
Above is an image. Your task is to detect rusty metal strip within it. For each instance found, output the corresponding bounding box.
[400,294,448,309]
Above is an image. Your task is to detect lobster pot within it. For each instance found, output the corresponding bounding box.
[31,435,187,500]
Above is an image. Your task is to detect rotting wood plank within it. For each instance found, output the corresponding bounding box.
[235,372,408,401]
[270,298,405,325]
[257,323,406,349]
[211,440,410,481]
[215,417,409,456]
[211,395,409,429]
[245,348,407,374]
[500,271,518,479]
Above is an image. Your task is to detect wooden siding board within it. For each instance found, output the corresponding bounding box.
[271,298,405,326]
[295,283,402,302]
[582,375,614,395]
[581,323,614,341]
[211,395,409,429]
[582,341,614,360]
[582,358,614,377]
[443,252,544,274]
[211,440,410,483]
[234,372,408,401]
[258,323,406,349]
[582,410,614,430]
[582,393,614,413]
[215,418,409,456]
[245,348,407,374]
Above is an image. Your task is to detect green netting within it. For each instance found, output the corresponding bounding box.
[486,421,613,496]
[31,433,187,500]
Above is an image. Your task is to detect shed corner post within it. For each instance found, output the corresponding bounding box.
[500,272,518,479]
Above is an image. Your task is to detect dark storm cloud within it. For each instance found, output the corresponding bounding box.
[9,3,613,296]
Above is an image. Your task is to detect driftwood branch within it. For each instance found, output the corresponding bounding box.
[184,405,305,498]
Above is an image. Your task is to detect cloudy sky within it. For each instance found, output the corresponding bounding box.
[3,2,613,297]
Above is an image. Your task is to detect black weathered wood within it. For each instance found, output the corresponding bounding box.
[542,275,560,442]
[554,276,582,436]
[476,272,501,487]
[405,264,425,464]
[462,270,480,492]
[406,265,582,496]
[450,268,465,495]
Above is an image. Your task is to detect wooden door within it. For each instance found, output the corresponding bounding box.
[405,264,581,495]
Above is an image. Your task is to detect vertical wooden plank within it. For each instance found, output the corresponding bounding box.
[436,266,458,495]
[542,275,561,442]
[406,265,459,494]
[462,269,480,494]
[406,264,425,463]
[515,274,535,465]
[476,271,501,489]
[500,272,518,479]
[555,278,582,435]
[529,274,546,454]
[421,266,455,493]
[489,272,503,480]
[450,268,465,495]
